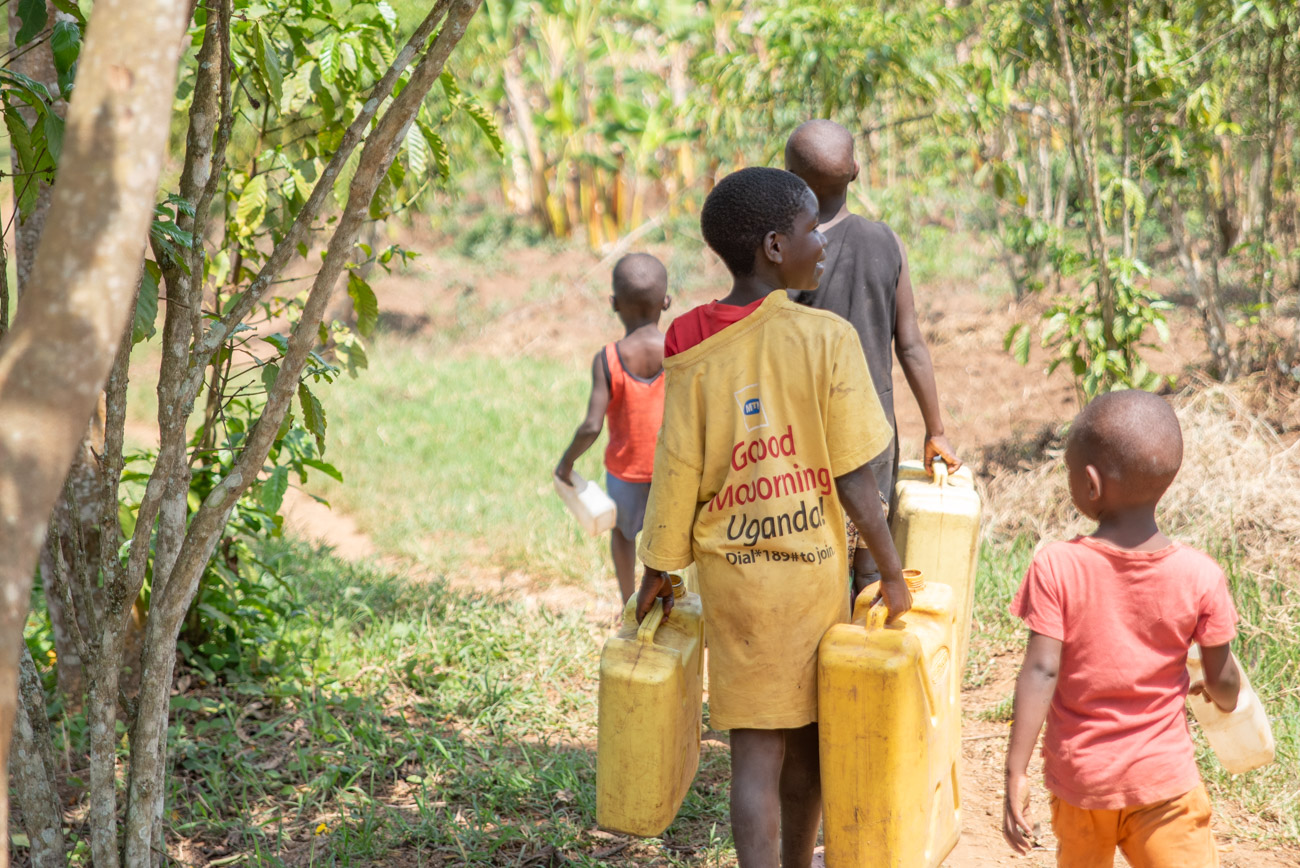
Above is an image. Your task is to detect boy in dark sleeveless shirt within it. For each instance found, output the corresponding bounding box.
[555,253,670,602]
[785,119,962,595]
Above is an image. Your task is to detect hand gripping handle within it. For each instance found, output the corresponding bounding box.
[931,456,950,487]
[865,598,889,631]
[637,597,666,645]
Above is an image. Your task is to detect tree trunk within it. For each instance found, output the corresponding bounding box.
[1051,0,1116,350]
[503,46,549,229]
[0,7,193,868]
[1254,34,1282,304]
[8,0,99,708]
[1168,195,1237,380]
[10,646,66,868]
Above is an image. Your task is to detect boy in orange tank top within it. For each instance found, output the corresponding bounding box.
[555,253,670,602]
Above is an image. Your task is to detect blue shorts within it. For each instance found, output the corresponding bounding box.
[606,472,651,540]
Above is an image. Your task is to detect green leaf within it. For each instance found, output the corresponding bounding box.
[236,174,268,234]
[260,466,289,514]
[262,333,290,355]
[0,69,54,104]
[133,261,161,344]
[319,33,338,85]
[35,111,63,164]
[276,410,295,441]
[15,0,48,47]
[302,457,344,482]
[49,0,85,25]
[346,272,379,337]
[298,383,328,454]
[254,24,283,107]
[261,362,279,394]
[1006,323,1031,365]
[1253,0,1277,28]
[50,20,81,95]
[404,121,429,179]
[441,71,504,158]
[376,1,398,29]
[419,121,450,180]
[4,104,41,219]
[336,335,368,377]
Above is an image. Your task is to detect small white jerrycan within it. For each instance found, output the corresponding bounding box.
[554,470,617,536]
[1186,644,1275,774]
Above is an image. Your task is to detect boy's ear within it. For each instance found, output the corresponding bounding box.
[662,295,672,311]
[609,294,619,312]
[764,230,784,264]
[1085,465,1103,504]
[851,160,860,183]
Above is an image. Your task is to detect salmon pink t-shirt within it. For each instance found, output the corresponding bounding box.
[1010,536,1238,810]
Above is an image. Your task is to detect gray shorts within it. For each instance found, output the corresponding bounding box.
[606,472,651,540]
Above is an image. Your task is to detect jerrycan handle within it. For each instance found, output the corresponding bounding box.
[637,598,666,645]
[865,598,890,631]
[931,456,949,487]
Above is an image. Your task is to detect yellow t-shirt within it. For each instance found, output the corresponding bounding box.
[638,291,891,730]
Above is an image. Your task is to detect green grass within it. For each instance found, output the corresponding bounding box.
[1198,542,1300,842]
[313,340,613,588]
[155,541,735,866]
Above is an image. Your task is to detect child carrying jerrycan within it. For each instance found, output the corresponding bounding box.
[1003,391,1270,867]
[629,167,911,866]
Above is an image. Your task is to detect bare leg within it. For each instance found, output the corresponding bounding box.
[610,528,636,603]
[780,723,822,868]
[731,728,785,868]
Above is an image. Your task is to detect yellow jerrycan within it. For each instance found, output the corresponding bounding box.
[596,575,704,836]
[818,570,961,868]
[892,458,982,671]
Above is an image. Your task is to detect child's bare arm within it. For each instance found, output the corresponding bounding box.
[1003,630,1061,854]
[555,351,611,484]
[891,230,961,473]
[1194,642,1242,712]
[835,462,909,620]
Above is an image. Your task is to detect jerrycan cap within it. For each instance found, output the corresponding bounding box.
[903,568,926,592]
[670,574,686,598]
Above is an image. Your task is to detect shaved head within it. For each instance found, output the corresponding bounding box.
[1068,390,1183,504]
[785,120,857,193]
[611,253,667,315]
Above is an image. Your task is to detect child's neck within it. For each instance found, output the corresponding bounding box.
[1090,507,1171,552]
[719,273,784,307]
[816,194,851,227]
[620,317,661,337]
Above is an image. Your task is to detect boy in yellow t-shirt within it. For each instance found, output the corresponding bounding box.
[635,167,910,868]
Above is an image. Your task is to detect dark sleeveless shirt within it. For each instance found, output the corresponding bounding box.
[790,214,902,430]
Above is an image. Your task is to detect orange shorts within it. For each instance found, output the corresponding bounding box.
[1050,785,1218,868]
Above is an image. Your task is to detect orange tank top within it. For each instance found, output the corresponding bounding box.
[603,342,664,483]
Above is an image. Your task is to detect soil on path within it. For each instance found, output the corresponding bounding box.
[285,232,1298,867]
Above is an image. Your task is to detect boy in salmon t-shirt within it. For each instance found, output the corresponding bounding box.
[1003,390,1242,868]
[635,167,911,868]
[555,253,670,603]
